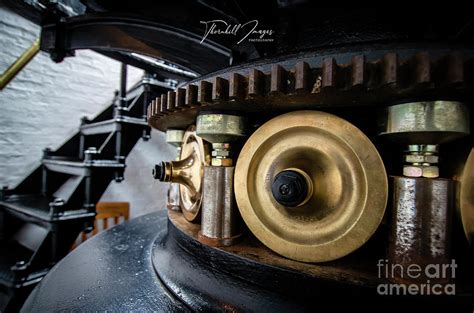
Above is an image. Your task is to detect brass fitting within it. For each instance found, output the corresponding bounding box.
[153,153,200,199]
[153,125,209,222]
[196,113,247,167]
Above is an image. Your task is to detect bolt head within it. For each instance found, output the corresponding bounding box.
[403,165,439,178]
[212,150,231,157]
[211,158,233,167]
[272,170,308,207]
[405,155,439,164]
[422,166,439,178]
[403,165,423,177]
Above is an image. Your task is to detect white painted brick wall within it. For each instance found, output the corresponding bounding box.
[0,5,143,187]
[0,5,173,216]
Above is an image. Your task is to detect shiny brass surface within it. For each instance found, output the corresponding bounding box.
[378,101,470,144]
[176,126,210,222]
[197,114,247,167]
[165,129,185,148]
[461,148,474,246]
[165,129,185,211]
[0,38,40,90]
[235,110,388,262]
[196,114,247,144]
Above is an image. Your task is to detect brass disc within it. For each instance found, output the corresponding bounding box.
[235,111,388,262]
[461,148,474,246]
[179,125,210,222]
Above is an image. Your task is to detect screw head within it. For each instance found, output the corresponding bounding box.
[271,170,308,207]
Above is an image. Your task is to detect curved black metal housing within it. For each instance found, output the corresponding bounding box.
[40,14,233,75]
[22,210,474,311]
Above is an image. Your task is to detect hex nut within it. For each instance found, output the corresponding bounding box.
[405,154,439,164]
[403,165,423,177]
[408,144,438,154]
[212,143,231,149]
[212,149,231,157]
[211,158,233,167]
[403,165,439,178]
[422,166,439,178]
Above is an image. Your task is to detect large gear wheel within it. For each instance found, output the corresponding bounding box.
[234,110,388,262]
[148,46,474,132]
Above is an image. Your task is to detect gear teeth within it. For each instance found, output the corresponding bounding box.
[351,55,365,88]
[441,53,464,86]
[147,101,152,119]
[270,64,286,94]
[198,80,212,104]
[382,53,398,85]
[185,85,198,107]
[151,98,158,117]
[295,61,310,93]
[148,50,474,131]
[156,93,168,116]
[176,88,186,109]
[167,91,177,112]
[229,73,246,100]
[414,52,431,84]
[212,77,229,102]
[160,94,168,115]
[248,69,264,97]
[322,58,337,89]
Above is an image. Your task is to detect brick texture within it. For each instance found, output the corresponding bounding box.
[0,5,173,216]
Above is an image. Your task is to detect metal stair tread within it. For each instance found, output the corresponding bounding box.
[1,194,53,221]
[0,194,94,222]
[80,116,148,135]
[0,240,32,286]
[43,158,126,168]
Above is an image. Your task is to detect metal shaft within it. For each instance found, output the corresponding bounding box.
[0,39,40,90]
[388,176,454,284]
[199,166,241,246]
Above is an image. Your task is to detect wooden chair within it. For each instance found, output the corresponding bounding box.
[73,202,130,248]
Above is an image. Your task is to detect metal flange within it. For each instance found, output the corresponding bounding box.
[234,110,388,262]
[461,148,474,246]
[378,101,470,144]
[179,126,210,222]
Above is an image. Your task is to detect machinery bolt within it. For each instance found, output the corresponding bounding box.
[43,147,52,158]
[211,143,233,166]
[279,184,290,195]
[152,162,167,181]
[211,158,233,167]
[403,144,440,178]
[272,170,308,207]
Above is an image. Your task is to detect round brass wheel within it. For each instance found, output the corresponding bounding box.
[461,148,474,246]
[179,125,210,222]
[235,111,388,262]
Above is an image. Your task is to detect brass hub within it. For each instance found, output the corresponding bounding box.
[179,126,210,222]
[235,111,388,262]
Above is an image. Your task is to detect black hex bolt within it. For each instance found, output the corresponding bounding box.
[271,170,308,207]
[152,162,166,181]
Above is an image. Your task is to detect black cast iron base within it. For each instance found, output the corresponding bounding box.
[22,210,473,312]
